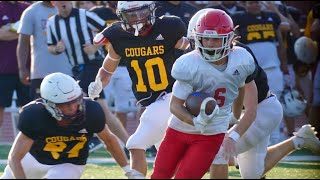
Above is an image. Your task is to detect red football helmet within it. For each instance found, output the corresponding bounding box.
[194,9,236,62]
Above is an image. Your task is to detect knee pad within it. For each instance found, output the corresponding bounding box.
[126,133,148,150]
[239,166,264,179]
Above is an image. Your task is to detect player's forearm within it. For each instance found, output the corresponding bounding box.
[232,87,245,119]
[96,67,112,88]
[311,19,320,41]
[278,45,287,66]
[170,98,194,125]
[288,14,301,38]
[0,28,18,41]
[233,108,256,136]
[8,159,26,179]
[17,35,30,70]
[232,81,257,136]
[105,134,128,167]
[275,10,291,33]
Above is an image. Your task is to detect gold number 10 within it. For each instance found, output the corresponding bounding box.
[131,57,169,92]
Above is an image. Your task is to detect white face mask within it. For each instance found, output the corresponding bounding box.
[133,23,144,36]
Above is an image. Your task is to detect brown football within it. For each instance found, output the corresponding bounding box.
[185,92,216,116]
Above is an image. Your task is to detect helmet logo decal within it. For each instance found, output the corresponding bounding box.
[203,30,217,35]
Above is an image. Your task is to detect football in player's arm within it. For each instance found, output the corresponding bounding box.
[150,9,258,179]
[0,73,129,179]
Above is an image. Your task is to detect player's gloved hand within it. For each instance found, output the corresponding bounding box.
[193,97,219,133]
[227,113,239,126]
[88,77,102,100]
[123,167,145,179]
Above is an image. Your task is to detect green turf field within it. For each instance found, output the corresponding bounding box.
[1,162,319,179]
[1,145,319,178]
[80,162,320,179]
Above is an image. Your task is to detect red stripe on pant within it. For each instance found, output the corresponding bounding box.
[151,127,225,179]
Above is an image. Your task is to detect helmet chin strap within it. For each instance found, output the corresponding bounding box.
[133,23,144,36]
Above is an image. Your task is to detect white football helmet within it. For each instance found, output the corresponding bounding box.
[280,88,307,118]
[187,8,214,50]
[294,36,318,64]
[117,1,156,36]
[40,73,84,121]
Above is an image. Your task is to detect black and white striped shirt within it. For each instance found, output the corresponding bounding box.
[47,8,105,66]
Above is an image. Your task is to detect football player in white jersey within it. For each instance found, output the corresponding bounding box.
[183,9,320,179]
[151,9,259,179]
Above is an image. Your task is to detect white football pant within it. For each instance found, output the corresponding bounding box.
[126,93,172,150]
[0,152,85,179]
[213,95,283,178]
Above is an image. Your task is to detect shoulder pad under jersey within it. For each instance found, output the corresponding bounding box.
[171,51,198,83]
[155,15,186,40]
[93,22,123,45]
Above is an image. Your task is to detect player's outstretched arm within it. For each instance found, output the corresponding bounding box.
[231,80,258,136]
[97,125,129,169]
[88,43,121,100]
[222,80,258,161]
[170,95,195,126]
[232,86,245,120]
[8,132,34,179]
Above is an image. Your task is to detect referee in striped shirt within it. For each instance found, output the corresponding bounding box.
[47,1,105,98]
[46,2,131,153]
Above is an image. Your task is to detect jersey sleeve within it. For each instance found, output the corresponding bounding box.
[17,104,41,140]
[85,100,106,134]
[245,62,258,83]
[160,16,186,42]
[172,81,193,100]
[17,6,34,35]
[244,52,258,84]
[171,55,194,84]
[93,22,120,45]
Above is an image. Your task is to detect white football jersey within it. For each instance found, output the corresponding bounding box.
[169,46,257,135]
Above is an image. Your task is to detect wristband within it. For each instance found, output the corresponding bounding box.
[228,131,240,142]
[122,165,131,173]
